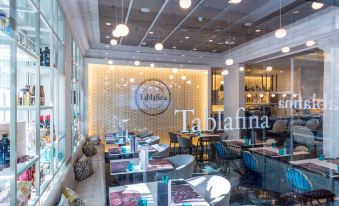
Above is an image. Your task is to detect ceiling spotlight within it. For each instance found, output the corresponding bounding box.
[229,0,241,4]
[220,81,224,85]
[112,29,121,38]
[208,39,214,42]
[150,63,155,67]
[293,94,298,98]
[255,29,261,33]
[193,48,197,51]
[134,61,140,66]
[155,42,163,51]
[179,0,192,9]
[187,80,192,84]
[181,75,187,80]
[110,39,118,46]
[115,24,129,37]
[169,75,174,79]
[259,94,264,98]
[107,60,113,65]
[282,94,287,98]
[105,22,112,26]
[129,78,135,82]
[275,28,287,39]
[312,2,324,10]
[247,94,252,98]
[185,36,190,39]
[266,66,273,71]
[172,68,178,73]
[140,8,150,13]
[271,93,276,97]
[306,40,316,47]
[239,66,244,72]
[222,70,229,76]
[225,58,234,66]
[142,42,147,45]
[149,31,154,35]
[105,36,110,39]
[282,46,290,53]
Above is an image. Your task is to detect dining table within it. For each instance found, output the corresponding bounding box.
[223,138,270,148]
[289,158,339,178]
[248,146,309,158]
[105,144,164,159]
[109,180,210,206]
[109,158,174,182]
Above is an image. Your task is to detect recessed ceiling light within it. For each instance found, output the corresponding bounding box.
[255,29,261,33]
[197,16,204,22]
[105,36,110,39]
[172,46,177,49]
[179,0,192,9]
[134,61,140,66]
[172,68,178,73]
[266,66,273,71]
[140,8,150,13]
[212,50,216,52]
[187,80,192,84]
[105,45,109,48]
[142,42,146,45]
[129,78,135,82]
[149,31,154,35]
[208,39,213,42]
[292,10,300,14]
[184,36,190,39]
[154,42,164,51]
[306,40,316,47]
[136,50,140,53]
[179,40,184,43]
[239,66,244,71]
[107,60,113,65]
[312,2,324,10]
[105,22,112,26]
[281,46,290,53]
[150,63,155,67]
[217,42,224,45]
[244,22,252,27]
[229,0,242,4]
[192,48,197,51]
[222,70,229,75]
[110,39,118,46]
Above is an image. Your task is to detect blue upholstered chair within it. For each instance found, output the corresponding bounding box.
[214,142,240,175]
[285,167,335,205]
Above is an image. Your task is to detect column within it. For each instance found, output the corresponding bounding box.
[223,64,245,139]
[319,35,339,158]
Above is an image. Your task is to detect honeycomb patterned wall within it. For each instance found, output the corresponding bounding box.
[88,64,209,143]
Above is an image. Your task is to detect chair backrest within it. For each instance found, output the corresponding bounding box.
[187,175,231,206]
[166,154,194,180]
[305,119,320,131]
[285,168,312,193]
[168,132,178,143]
[241,151,257,171]
[292,126,315,149]
[272,120,287,132]
[177,134,193,148]
[152,144,170,158]
[265,138,277,144]
[214,142,226,159]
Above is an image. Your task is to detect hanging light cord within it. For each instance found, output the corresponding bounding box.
[228,32,231,58]
[121,0,124,24]
[279,0,282,28]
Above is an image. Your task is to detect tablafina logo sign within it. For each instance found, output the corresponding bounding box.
[135,78,171,116]
[175,107,269,132]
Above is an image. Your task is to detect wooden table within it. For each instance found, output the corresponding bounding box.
[105,144,163,158]
[109,181,209,206]
[223,138,270,148]
[290,158,339,177]
[110,158,174,182]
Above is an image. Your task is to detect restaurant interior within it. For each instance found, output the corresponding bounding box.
[1,0,339,205]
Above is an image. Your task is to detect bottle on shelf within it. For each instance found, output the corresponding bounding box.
[40,85,45,106]
[43,47,50,67]
[0,133,10,168]
[40,48,44,66]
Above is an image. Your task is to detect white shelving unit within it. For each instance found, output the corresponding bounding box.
[0,0,67,205]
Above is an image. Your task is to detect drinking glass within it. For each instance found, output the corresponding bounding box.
[319,154,325,161]
[272,143,277,148]
[244,138,249,145]
[161,175,169,184]
[279,148,285,155]
[128,162,134,171]
[121,146,127,154]
[138,198,147,206]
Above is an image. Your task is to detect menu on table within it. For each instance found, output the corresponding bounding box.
[149,159,173,170]
[171,184,204,204]
[110,190,141,206]
[110,161,129,173]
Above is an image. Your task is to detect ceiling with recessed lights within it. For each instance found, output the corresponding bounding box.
[98,0,328,53]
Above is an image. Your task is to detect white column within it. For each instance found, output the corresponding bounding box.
[223,65,245,139]
[319,35,339,158]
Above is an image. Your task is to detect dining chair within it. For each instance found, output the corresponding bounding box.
[154,154,194,181]
[187,175,231,206]
[168,132,179,155]
[271,119,287,132]
[305,119,320,131]
[265,138,277,145]
[237,151,262,188]
[292,126,315,152]
[285,167,335,205]
[177,134,196,155]
[293,145,309,152]
[214,142,240,176]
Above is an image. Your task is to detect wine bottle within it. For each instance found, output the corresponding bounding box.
[44,47,50,66]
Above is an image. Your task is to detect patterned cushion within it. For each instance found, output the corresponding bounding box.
[82,143,97,157]
[74,156,94,182]
[62,187,86,206]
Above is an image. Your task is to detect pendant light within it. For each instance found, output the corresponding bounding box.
[155,42,163,51]
[110,39,118,46]
[116,0,129,37]
[281,46,290,53]
[225,32,234,66]
[179,0,191,9]
[275,0,287,39]
[112,6,121,38]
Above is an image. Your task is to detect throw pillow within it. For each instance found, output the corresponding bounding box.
[62,187,86,206]
[57,194,70,206]
[74,156,94,182]
[82,143,97,157]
